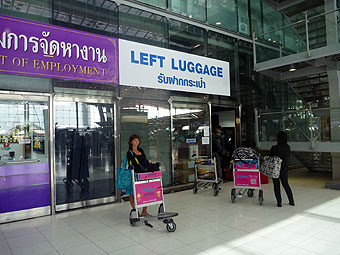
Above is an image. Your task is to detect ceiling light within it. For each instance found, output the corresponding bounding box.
[289,64,296,72]
[216,21,222,25]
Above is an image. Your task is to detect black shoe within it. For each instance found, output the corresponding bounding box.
[289,202,295,206]
[277,204,282,207]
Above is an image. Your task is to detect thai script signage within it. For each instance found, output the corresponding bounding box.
[0,15,118,84]
[119,39,230,96]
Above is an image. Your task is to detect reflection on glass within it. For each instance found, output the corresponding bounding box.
[172,103,210,186]
[120,99,171,187]
[55,101,114,205]
[169,19,207,56]
[170,0,206,22]
[207,0,237,32]
[119,5,168,48]
[0,100,48,163]
[0,99,50,214]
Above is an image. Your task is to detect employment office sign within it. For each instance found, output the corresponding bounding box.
[119,39,230,96]
[0,15,118,84]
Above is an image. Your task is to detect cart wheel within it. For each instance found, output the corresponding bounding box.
[231,188,236,203]
[247,189,254,197]
[214,188,219,196]
[129,209,136,226]
[258,190,264,205]
[166,222,176,232]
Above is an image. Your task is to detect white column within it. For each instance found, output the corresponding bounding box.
[328,70,340,179]
[328,70,340,142]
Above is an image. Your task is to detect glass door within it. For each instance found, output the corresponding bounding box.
[120,99,172,187]
[171,102,211,186]
[0,95,50,222]
[54,98,115,211]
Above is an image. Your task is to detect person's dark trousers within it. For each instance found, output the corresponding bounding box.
[272,173,294,205]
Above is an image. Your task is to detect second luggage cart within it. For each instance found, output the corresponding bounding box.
[193,157,222,196]
[231,159,263,205]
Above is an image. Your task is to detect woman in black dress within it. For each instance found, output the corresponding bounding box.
[126,134,160,216]
[270,131,295,207]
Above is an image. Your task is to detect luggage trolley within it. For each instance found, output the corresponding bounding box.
[129,170,178,232]
[193,157,222,196]
[231,159,263,205]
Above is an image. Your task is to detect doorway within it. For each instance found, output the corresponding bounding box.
[0,94,50,223]
[54,96,115,211]
[171,101,211,188]
[211,106,236,179]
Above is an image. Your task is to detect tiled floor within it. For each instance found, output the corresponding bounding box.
[1,173,340,255]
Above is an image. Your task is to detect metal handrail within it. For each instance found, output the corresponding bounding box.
[255,8,340,39]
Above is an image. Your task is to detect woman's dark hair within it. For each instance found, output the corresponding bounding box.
[129,134,140,150]
[277,131,288,145]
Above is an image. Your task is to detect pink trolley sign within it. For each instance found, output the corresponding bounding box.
[134,171,163,206]
[234,170,260,187]
[233,159,260,188]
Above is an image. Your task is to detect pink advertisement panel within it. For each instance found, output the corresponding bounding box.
[135,180,163,206]
[137,171,162,181]
[234,170,260,188]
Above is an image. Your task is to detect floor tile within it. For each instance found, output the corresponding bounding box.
[192,221,234,235]
[240,236,293,255]
[172,228,211,244]
[2,176,340,255]
[107,244,157,255]
[191,236,235,255]
[163,245,209,255]
[260,228,309,246]
[81,227,120,242]
[58,243,106,255]
[94,235,137,253]
[6,232,47,249]
[47,233,90,250]
[10,241,56,255]
[142,236,186,254]
[279,247,321,255]
[297,236,340,255]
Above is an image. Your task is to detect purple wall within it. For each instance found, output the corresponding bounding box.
[0,163,50,213]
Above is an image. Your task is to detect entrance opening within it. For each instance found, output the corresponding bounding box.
[55,100,115,210]
[211,106,236,181]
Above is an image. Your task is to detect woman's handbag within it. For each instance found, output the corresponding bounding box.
[260,156,282,178]
[115,154,132,190]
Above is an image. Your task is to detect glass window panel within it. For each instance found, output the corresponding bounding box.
[237,0,250,35]
[120,99,172,187]
[208,31,236,96]
[250,0,263,35]
[0,0,52,23]
[119,5,168,48]
[169,20,207,56]
[170,0,206,22]
[137,0,167,9]
[0,98,50,214]
[53,0,118,36]
[171,102,210,186]
[262,3,283,43]
[55,101,115,205]
[207,0,237,32]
